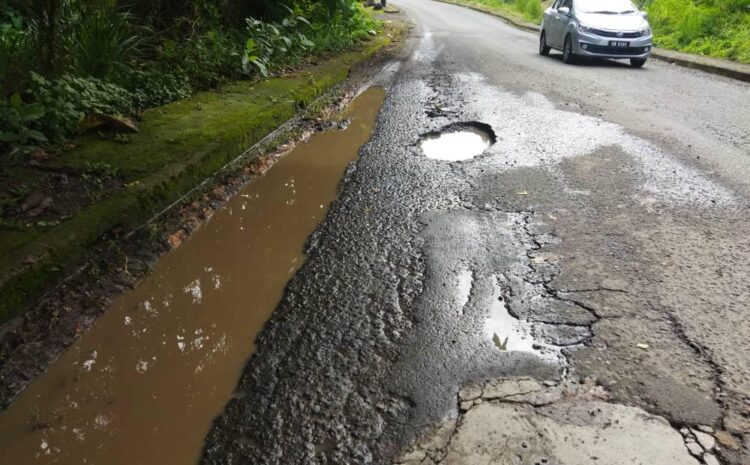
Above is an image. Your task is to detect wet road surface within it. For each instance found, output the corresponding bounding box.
[203,1,749,464]
[0,88,385,465]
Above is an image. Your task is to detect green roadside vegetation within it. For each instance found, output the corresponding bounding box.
[1,0,383,157]
[440,0,750,64]
[0,1,402,322]
[457,0,549,23]
[644,0,749,63]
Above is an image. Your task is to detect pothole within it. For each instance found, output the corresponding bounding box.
[419,122,496,161]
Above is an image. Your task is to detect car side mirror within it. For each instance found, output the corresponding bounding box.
[640,11,648,19]
[558,6,570,16]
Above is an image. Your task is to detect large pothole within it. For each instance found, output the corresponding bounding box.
[419,122,496,161]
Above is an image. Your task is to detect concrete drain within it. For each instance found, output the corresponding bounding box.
[419,122,496,161]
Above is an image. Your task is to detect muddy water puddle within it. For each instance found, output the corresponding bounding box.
[419,122,495,161]
[0,87,386,465]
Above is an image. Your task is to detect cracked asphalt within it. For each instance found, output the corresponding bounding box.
[202,1,750,464]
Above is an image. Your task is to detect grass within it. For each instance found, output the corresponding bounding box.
[444,0,550,23]
[646,0,750,64]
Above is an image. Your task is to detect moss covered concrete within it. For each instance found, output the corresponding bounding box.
[0,29,401,323]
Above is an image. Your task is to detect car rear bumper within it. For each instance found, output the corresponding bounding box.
[573,31,652,59]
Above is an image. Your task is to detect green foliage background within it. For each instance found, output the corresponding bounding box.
[0,0,380,160]
[642,0,750,63]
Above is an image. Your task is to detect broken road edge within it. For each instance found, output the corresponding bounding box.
[395,377,735,465]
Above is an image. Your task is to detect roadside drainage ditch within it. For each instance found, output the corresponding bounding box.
[419,122,496,161]
[0,87,386,465]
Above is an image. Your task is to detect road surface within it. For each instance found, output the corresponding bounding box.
[201,1,750,464]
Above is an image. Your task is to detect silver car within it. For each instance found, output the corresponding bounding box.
[539,0,653,67]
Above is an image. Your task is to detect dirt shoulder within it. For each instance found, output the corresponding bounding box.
[0,16,409,407]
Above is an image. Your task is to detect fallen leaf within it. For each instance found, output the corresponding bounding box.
[714,431,739,450]
[23,195,54,217]
[167,231,186,249]
[493,333,509,351]
[29,197,54,216]
[83,113,139,133]
[30,148,55,162]
[18,190,46,213]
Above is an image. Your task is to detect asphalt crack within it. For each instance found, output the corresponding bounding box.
[394,377,704,465]
[513,211,741,465]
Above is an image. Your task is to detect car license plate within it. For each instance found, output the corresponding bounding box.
[609,40,629,47]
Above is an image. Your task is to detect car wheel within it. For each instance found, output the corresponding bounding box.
[563,35,576,64]
[539,31,551,56]
[630,58,647,68]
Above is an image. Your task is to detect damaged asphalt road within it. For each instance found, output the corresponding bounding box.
[202,1,750,464]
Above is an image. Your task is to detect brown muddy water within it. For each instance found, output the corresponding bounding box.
[0,87,386,465]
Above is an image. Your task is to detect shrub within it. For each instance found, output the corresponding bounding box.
[0,9,38,96]
[116,66,191,109]
[241,2,379,78]
[0,0,385,160]
[157,30,243,90]
[30,73,136,136]
[0,73,136,159]
[0,92,48,158]
[70,8,149,80]
[243,6,315,77]
[305,3,381,52]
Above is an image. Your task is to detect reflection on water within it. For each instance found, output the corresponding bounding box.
[420,126,493,161]
[484,276,560,362]
[0,87,386,465]
[456,269,473,314]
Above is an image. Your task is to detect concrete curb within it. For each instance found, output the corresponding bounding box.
[432,0,750,83]
[649,48,750,83]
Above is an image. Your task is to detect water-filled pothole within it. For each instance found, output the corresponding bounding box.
[419,122,496,161]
